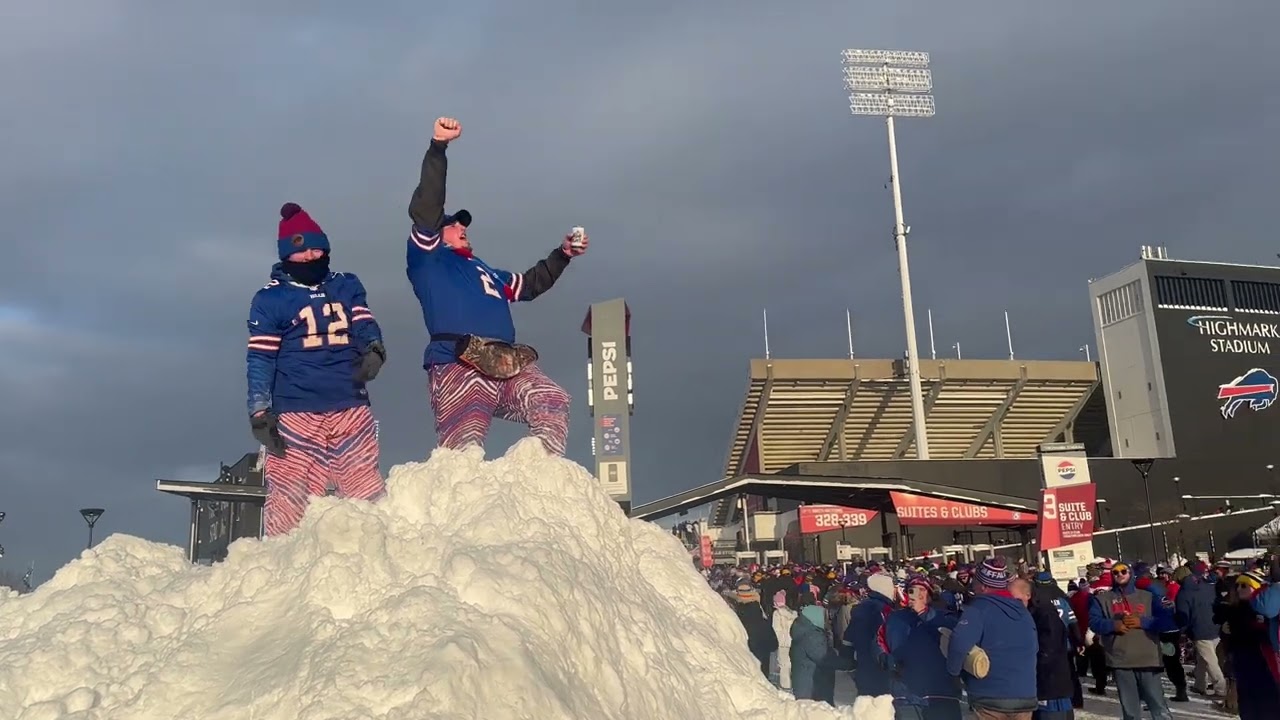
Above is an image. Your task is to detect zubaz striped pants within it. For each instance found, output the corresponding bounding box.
[428,362,571,455]
[263,405,384,536]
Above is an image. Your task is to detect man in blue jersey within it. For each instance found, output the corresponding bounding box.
[406,117,584,455]
[246,203,388,535]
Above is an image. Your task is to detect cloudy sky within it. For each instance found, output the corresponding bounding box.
[2,1,1276,582]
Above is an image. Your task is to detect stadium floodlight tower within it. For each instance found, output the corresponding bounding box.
[842,48,936,459]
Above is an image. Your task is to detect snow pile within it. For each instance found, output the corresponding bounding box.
[0,439,893,720]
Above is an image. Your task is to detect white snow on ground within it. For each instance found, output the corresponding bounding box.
[0,439,894,720]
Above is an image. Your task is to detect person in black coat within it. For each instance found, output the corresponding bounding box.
[731,579,778,677]
[1029,578,1077,720]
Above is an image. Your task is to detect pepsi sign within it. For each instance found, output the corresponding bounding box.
[1056,461,1077,482]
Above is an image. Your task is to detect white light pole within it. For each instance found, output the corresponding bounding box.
[842,49,936,458]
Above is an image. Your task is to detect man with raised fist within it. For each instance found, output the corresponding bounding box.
[246,203,387,535]
[405,116,585,455]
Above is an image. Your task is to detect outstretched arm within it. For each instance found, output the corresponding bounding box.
[408,117,462,251]
[497,232,588,302]
[500,248,572,302]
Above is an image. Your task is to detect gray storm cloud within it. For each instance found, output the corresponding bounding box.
[0,0,1276,581]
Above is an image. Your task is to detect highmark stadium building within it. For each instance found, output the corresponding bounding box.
[637,247,1280,566]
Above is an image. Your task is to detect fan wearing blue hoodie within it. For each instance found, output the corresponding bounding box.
[880,576,963,720]
[946,557,1039,717]
[845,571,898,696]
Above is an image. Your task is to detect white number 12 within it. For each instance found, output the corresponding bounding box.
[299,303,350,348]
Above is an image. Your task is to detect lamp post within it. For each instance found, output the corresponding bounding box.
[79,508,105,549]
[0,511,6,559]
[1174,477,1190,558]
[1130,459,1158,559]
[842,48,935,459]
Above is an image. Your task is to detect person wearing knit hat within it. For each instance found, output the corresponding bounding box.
[729,578,777,679]
[1220,569,1280,717]
[245,203,388,535]
[974,556,1011,590]
[1175,557,1227,697]
[878,573,964,716]
[844,572,898,697]
[403,116,587,457]
[946,556,1040,715]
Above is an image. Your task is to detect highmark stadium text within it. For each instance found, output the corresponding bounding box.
[1189,314,1279,354]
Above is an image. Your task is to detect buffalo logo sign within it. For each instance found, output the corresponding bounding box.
[1217,368,1278,419]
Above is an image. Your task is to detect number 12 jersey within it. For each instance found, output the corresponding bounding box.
[246,265,384,415]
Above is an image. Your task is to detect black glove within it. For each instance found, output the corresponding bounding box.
[355,341,386,383]
[1269,553,1280,584]
[250,411,289,457]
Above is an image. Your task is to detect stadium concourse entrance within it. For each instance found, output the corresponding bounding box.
[632,470,1043,566]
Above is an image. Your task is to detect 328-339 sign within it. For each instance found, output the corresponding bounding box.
[798,504,879,534]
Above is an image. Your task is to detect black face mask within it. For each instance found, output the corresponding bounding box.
[282,254,330,286]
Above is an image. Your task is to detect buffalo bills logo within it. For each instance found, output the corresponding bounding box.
[291,234,305,247]
[1217,368,1278,419]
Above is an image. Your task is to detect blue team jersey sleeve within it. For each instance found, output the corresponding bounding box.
[246,286,285,415]
[408,224,442,255]
[341,273,383,347]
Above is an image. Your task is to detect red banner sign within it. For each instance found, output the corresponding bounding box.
[890,491,1037,526]
[798,505,879,534]
[699,535,713,568]
[1038,483,1097,552]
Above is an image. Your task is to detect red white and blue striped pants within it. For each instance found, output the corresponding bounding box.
[263,405,384,536]
[428,362,571,455]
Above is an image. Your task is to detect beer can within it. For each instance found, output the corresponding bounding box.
[570,226,586,250]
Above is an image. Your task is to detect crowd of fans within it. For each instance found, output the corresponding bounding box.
[705,554,1280,720]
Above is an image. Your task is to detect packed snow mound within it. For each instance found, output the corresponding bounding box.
[0,439,893,720]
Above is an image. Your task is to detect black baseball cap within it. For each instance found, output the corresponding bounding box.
[442,209,472,227]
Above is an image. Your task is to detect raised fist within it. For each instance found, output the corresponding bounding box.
[434,117,462,142]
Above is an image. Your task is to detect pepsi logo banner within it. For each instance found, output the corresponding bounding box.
[797,505,879,534]
[1038,482,1097,552]
[890,491,1037,526]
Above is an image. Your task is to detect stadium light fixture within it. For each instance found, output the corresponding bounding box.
[1129,460,1159,557]
[841,47,937,459]
[79,507,105,549]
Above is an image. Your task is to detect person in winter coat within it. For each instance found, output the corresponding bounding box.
[731,579,778,678]
[846,571,899,696]
[771,590,798,690]
[880,576,963,720]
[1075,572,1112,695]
[1175,561,1226,696]
[1216,570,1280,719]
[946,558,1039,719]
[1086,561,1175,720]
[832,587,855,659]
[1029,575,1077,720]
[1136,564,1188,702]
[791,604,838,704]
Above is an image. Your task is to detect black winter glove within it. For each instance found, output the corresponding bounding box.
[355,341,386,383]
[250,411,289,457]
